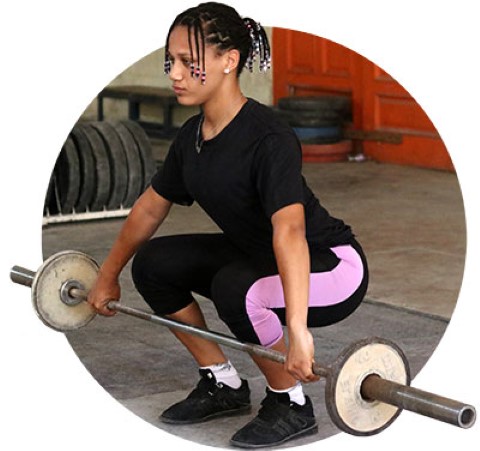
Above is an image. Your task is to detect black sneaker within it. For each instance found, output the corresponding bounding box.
[230,388,317,448]
[160,369,251,424]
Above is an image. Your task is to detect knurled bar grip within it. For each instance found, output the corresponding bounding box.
[10,264,476,429]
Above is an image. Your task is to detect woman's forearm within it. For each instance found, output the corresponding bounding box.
[272,225,310,332]
[271,204,310,333]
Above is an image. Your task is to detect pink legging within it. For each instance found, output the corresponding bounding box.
[244,245,365,347]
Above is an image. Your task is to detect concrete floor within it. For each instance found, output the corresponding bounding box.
[41,156,466,448]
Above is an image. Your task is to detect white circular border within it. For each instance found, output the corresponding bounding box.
[1,1,478,450]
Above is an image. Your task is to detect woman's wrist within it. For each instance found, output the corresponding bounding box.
[98,264,120,282]
[287,318,309,337]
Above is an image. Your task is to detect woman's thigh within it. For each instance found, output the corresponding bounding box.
[131,233,245,314]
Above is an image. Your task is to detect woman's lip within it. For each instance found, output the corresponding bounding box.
[173,86,185,94]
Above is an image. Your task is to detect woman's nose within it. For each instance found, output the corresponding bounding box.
[169,61,183,81]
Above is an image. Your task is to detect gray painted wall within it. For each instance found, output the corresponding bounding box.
[80,28,273,125]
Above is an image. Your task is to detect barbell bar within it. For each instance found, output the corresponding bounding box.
[10,250,476,435]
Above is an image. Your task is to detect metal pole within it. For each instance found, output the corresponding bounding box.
[361,375,476,429]
[10,266,35,288]
[68,287,329,376]
[10,264,476,429]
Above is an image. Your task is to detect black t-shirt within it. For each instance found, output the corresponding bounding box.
[151,98,353,257]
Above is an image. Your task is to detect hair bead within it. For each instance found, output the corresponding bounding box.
[164,56,171,75]
[243,18,271,73]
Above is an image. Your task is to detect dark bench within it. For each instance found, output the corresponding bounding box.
[97,85,183,138]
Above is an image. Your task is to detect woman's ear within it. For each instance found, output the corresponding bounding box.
[224,48,241,74]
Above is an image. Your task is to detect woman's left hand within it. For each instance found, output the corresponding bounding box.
[285,327,320,383]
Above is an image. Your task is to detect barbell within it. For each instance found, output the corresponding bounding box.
[10,250,476,436]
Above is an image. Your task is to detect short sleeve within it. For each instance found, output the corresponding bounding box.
[151,140,194,206]
[254,131,305,218]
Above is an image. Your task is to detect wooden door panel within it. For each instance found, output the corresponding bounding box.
[273,28,357,98]
[361,62,452,169]
[272,28,454,171]
[286,31,317,75]
[319,38,352,79]
[366,136,453,169]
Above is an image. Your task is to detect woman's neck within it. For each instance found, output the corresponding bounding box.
[200,87,247,141]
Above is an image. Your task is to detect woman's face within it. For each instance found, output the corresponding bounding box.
[167,25,230,106]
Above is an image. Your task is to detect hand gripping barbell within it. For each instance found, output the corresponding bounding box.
[10,250,476,436]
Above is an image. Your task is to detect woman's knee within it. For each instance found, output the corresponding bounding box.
[131,240,159,289]
[211,262,283,346]
[131,239,193,315]
[210,262,254,320]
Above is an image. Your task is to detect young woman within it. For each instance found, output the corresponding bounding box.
[87,2,368,448]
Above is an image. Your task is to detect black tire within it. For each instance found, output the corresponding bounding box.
[69,125,96,212]
[271,107,342,127]
[120,120,156,190]
[91,121,129,209]
[110,121,144,208]
[53,136,80,214]
[278,95,352,119]
[76,123,111,212]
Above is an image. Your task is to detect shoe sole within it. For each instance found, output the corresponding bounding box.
[229,423,318,449]
[160,404,252,425]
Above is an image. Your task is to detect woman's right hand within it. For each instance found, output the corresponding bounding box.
[87,272,121,317]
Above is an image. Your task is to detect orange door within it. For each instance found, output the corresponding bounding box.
[272,28,453,171]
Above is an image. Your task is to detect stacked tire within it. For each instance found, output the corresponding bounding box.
[45,120,156,216]
[273,95,353,162]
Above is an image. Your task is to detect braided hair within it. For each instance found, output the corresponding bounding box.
[164,2,271,84]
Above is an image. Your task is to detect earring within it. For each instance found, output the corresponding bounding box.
[224,68,230,74]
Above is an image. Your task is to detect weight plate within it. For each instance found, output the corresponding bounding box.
[120,120,156,189]
[53,136,81,214]
[91,121,129,209]
[325,337,410,436]
[292,125,343,144]
[43,174,59,216]
[69,125,96,213]
[32,251,99,332]
[76,123,111,211]
[302,140,353,163]
[111,121,144,207]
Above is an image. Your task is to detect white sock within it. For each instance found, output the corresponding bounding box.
[269,382,306,406]
[200,361,242,389]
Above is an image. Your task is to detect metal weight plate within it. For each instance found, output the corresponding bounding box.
[111,121,144,207]
[54,136,81,214]
[31,251,99,332]
[69,125,96,213]
[91,121,129,210]
[325,337,411,436]
[120,120,156,190]
[76,123,111,212]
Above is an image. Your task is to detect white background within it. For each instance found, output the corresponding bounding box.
[1,1,478,450]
